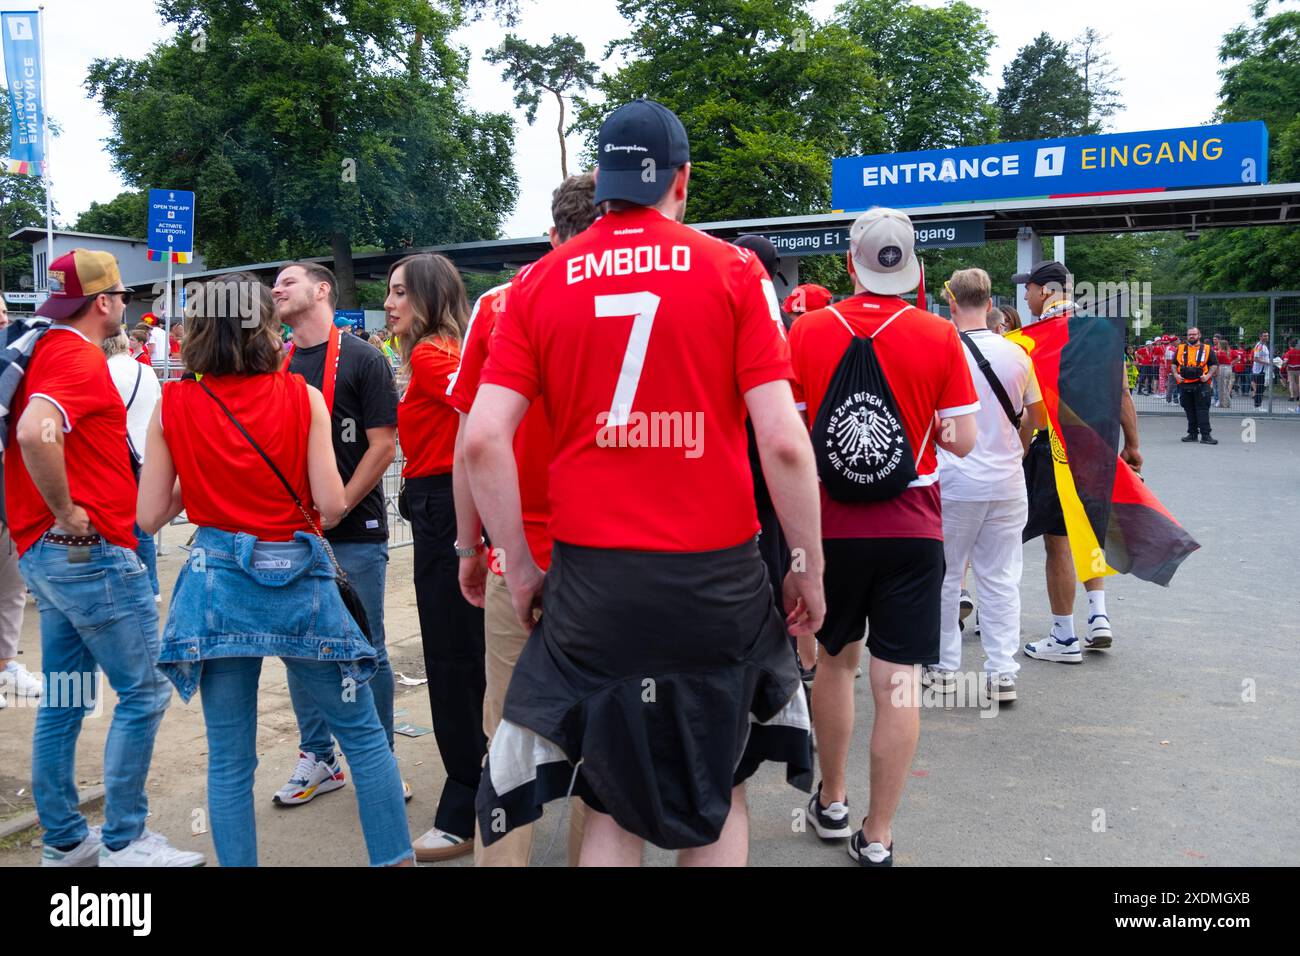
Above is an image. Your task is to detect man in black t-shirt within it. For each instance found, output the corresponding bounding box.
[270,262,401,807]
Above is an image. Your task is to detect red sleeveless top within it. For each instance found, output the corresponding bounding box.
[161,371,315,541]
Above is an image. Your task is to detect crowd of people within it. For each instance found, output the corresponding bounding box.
[1,99,1196,869]
[1132,330,1292,412]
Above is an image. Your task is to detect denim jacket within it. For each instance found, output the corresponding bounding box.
[157,526,376,702]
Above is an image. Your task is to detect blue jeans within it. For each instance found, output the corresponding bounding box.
[19,539,171,850]
[289,540,392,759]
[133,524,160,597]
[200,656,411,866]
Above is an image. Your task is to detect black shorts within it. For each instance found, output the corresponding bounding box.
[817,537,945,665]
[1023,431,1067,540]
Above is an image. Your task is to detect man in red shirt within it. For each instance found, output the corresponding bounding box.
[1284,338,1300,402]
[447,171,597,866]
[8,249,201,866]
[788,208,978,866]
[465,100,823,866]
[1134,343,1153,395]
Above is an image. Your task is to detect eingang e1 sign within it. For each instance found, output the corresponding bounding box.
[831,121,1268,211]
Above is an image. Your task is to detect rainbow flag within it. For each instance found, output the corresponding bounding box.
[1008,310,1199,586]
[1,156,37,176]
[147,249,192,264]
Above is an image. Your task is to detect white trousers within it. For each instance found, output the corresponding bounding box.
[938,496,1028,676]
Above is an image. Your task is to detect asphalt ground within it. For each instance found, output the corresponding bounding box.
[0,413,1296,867]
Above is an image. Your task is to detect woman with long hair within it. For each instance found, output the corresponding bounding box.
[387,253,486,862]
[137,273,412,867]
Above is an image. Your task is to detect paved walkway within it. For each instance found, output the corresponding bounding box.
[1,414,1296,866]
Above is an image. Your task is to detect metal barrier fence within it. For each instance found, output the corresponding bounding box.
[1124,292,1300,417]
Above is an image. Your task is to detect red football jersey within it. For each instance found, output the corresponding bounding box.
[447,283,555,571]
[789,294,979,540]
[480,206,792,552]
[5,327,139,554]
[163,371,314,541]
[398,337,460,479]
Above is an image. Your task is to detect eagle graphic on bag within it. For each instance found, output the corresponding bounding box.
[812,304,926,503]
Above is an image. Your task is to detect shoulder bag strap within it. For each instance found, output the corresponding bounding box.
[126,363,143,410]
[958,330,1022,428]
[196,377,345,579]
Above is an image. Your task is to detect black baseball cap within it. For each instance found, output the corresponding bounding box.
[1011,260,1070,286]
[733,234,787,284]
[594,99,690,206]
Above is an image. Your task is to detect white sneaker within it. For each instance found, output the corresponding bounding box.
[272,751,346,807]
[1024,633,1083,663]
[1084,614,1113,650]
[921,666,957,694]
[413,826,473,862]
[958,590,975,621]
[154,594,162,604]
[41,826,102,867]
[0,661,42,698]
[99,830,205,867]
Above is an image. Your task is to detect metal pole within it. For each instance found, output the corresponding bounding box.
[37,7,52,277]
[163,256,172,381]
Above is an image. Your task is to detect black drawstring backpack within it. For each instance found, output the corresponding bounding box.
[811,304,931,503]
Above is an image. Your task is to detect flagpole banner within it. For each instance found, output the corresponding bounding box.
[1,11,45,177]
[1008,314,1200,586]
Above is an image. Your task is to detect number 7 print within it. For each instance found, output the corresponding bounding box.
[596,291,661,427]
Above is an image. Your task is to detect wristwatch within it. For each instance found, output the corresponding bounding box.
[454,537,485,558]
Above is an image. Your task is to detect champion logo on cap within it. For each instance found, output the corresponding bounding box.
[605,143,649,154]
[877,246,902,268]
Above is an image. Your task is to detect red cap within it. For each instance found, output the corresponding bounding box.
[782,283,833,315]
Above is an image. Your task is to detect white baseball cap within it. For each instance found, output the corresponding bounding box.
[848,207,920,296]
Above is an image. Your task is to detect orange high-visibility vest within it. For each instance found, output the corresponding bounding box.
[1176,343,1210,384]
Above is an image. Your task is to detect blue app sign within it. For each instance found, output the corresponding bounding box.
[832,121,1269,212]
[147,188,195,255]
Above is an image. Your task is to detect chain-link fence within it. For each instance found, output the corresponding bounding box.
[1124,292,1300,417]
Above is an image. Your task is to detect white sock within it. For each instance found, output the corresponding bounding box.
[1087,590,1108,621]
[1051,615,1075,641]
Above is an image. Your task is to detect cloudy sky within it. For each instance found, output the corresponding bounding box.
[25,0,1262,241]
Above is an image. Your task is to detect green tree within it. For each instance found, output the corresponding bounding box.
[996,32,1093,140]
[1071,28,1122,132]
[1177,0,1300,291]
[572,0,889,223]
[0,110,48,293]
[835,0,1000,151]
[73,190,148,237]
[486,34,597,178]
[86,0,517,307]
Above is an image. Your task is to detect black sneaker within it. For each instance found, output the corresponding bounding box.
[808,784,851,840]
[1181,434,1199,442]
[1200,436,1218,445]
[847,828,893,867]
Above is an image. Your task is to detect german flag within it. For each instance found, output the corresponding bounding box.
[1008,309,1199,586]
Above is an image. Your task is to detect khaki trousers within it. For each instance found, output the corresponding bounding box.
[0,526,27,661]
[474,571,587,866]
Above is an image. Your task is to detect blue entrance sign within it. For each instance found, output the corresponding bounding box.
[832,121,1269,212]
[147,188,195,263]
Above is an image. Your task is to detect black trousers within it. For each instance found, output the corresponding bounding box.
[406,473,486,839]
[1252,372,1266,408]
[1180,382,1212,437]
